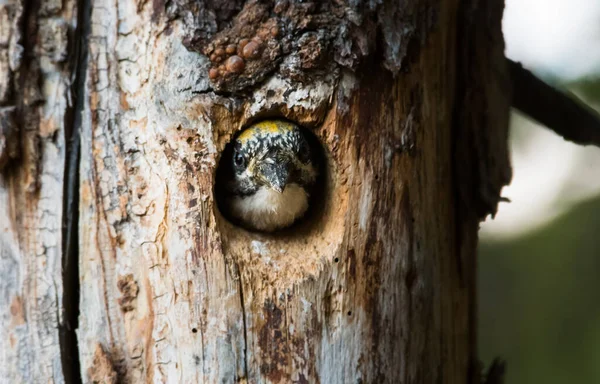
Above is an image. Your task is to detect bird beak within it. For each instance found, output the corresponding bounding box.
[260,160,290,193]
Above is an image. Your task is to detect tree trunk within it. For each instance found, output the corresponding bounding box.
[1,0,77,382]
[0,0,511,383]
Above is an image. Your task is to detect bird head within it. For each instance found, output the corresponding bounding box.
[227,120,318,196]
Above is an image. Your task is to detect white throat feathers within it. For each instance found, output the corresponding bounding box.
[229,183,309,232]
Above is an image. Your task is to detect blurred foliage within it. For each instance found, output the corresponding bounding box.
[478,65,600,384]
[570,77,600,103]
[479,195,600,383]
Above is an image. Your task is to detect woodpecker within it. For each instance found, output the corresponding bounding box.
[217,120,319,232]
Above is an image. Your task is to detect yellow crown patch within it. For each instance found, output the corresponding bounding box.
[237,120,296,144]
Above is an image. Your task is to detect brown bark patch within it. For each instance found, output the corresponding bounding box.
[257,297,320,384]
[117,274,139,313]
[87,343,119,384]
[9,295,25,326]
[169,0,439,93]
[258,300,288,382]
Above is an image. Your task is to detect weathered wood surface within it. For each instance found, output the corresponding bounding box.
[0,0,511,383]
[0,0,77,382]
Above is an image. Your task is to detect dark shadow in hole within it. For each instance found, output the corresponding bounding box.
[214,118,329,238]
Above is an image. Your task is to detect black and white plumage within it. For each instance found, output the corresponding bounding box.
[217,120,319,232]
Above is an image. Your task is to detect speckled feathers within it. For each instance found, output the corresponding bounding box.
[234,120,309,163]
[217,119,320,231]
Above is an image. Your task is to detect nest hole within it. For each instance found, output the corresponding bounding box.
[213,120,348,283]
[214,122,329,235]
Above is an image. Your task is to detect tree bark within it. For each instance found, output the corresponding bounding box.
[0,0,511,383]
[1,0,77,382]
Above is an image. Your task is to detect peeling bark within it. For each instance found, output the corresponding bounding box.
[1,0,510,383]
[0,0,78,382]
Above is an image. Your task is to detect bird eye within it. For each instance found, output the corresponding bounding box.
[233,151,246,169]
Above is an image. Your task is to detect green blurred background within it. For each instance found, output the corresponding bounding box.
[479,195,600,383]
[479,1,600,382]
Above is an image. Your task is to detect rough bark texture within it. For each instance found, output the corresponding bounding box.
[0,0,511,383]
[0,0,77,382]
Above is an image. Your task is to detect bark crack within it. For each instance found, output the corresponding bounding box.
[237,268,250,382]
[59,0,92,379]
